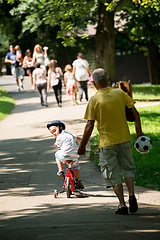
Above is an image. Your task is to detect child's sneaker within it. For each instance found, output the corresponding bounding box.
[17,86,20,92]
[75,179,84,189]
[75,101,78,104]
[57,170,64,177]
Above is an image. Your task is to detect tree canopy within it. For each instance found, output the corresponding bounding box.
[0,0,160,83]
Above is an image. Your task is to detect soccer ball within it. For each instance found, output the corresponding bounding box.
[134,136,152,154]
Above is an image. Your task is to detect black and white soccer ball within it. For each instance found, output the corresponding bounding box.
[134,136,152,154]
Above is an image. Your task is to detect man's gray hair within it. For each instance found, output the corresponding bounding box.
[92,68,108,83]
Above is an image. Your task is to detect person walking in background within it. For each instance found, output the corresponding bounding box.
[32,62,48,107]
[72,52,92,102]
[78,68,144,215]
[64,64,79,105]
[5,45,24,92]
[15,45,23,66]
[47,60,63,107]
[32,44,48,70]
[23,49,34,89]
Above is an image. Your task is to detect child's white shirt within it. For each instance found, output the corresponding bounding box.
[55,130,77,154]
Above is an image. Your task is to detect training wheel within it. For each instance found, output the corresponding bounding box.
[54,189,58,198]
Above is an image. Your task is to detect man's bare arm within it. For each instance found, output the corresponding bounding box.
[4,58,14,64]
[131,107,144,139]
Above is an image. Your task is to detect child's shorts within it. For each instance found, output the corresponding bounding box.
[99,141,136,188]
[55,150,80,170]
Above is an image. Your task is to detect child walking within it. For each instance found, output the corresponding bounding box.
[47,60,64,107]
[47,120,84,190]
[64,64,79,105]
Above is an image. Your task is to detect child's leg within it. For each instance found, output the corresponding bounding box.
[75,92,78,104]
[72,161,80,179]
[71,94,74,103]
[57,161,64,172]
[74,169,84,189]
[55,151,64,173]
[74,169,80,180]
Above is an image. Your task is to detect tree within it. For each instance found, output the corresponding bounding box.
[7,0,117,81]
[0,1,70,71]
[95,2,116,82]
[115,2,160,84]
[1,0,160,83]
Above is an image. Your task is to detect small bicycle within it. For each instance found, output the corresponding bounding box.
[54,160,83,198]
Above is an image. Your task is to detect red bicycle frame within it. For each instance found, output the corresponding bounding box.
[64,160,75,192]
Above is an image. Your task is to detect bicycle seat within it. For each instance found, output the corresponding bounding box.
[64,160,73,164]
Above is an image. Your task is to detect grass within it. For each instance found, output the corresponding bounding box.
[132,84,160,100]
[0,86,15,121]
[128,104,160,190]
[90,85,160,191]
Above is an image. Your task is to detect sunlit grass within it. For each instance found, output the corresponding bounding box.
[128,104,160,190]
[132,85,160,100]
[0,86,15,121]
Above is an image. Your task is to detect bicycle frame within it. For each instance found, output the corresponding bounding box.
[64,161,75,192]
[54,159,83,198]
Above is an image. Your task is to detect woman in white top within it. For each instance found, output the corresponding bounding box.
[64,64,79,105]
[72,52,92,102]
[32,62,48,107]
[32,44,48,70]
[47,59,64,107]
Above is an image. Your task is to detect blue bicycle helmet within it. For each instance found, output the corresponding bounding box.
[47,120,65,132]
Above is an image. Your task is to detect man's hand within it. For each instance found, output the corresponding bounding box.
[78,146,86,155]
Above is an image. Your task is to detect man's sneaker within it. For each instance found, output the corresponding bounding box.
[75,179,84,189]
[57,170,64,177]
[116,206,128,215]
[129,195,138,213]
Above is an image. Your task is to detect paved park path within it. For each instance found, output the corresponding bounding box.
[0,76,160,240]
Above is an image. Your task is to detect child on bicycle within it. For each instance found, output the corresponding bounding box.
[47,120,84,189]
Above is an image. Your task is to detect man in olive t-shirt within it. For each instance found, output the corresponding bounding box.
[78,68,144,215]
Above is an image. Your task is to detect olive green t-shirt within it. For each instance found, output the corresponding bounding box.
[84,87,135,148]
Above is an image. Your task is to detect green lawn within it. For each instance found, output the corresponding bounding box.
[0,86,15,121]
[129,104,160,190]
[132,84,160,100]
[90,85,160,191]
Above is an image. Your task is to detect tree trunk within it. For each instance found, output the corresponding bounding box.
[148,41,160,85]
[95,2,116,83]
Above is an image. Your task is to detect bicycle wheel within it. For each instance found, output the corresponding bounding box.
[66,177,71,198]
